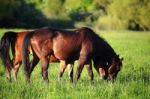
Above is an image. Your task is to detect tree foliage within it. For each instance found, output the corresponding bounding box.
[0,0,21,19]
[105,0,150,30]
[0,0,149,30]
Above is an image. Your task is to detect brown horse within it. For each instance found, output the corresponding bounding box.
[22,27,123,83]
[0,31,73,82]
[0,31,30,81]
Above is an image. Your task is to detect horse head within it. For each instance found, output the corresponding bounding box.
[107,55,123,81]
[95,55,123,82]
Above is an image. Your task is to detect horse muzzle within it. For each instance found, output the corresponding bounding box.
[100,74,108,80]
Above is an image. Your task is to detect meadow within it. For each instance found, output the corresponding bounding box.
[0,29,150,99]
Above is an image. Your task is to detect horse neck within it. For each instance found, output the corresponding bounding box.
[94,37,117,62]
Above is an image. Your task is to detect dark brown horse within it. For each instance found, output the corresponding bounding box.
[0,31,74,82]
[22,27,123,83]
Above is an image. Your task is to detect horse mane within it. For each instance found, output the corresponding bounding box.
[83,28,117,63]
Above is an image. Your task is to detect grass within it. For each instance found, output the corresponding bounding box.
[0,29,150,99]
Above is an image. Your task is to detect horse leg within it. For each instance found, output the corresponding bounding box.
[67,64,74,83]
[58,60,67,81]
[94,65,107,80]
[41,57,49,82]
[5,59,14,81]
[86,61,94,82]
[75,57,87,83]
[5,66,11,81]
[29,52,39,77]
[12,61,21,81]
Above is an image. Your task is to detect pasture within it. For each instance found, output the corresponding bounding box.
[0,29,150,99]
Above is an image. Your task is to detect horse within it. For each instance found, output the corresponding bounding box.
[0,31,74,82]
[22,27,123,83]
[0,31,30,81]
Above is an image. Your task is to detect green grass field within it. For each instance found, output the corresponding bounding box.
[0,29,150,99]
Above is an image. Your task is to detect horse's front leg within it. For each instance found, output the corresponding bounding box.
[74,56,87,83]
[93,63,108,80]
[58,60,67,81]
[86,61,94,82]
[41,57,49,82]
[67,64,74,83]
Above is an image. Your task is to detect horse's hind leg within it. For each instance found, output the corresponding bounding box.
[58,60,67,81]
[12,60,21,81]
[67,64,74,82]
[86,61,94,82]
[5,66,12,81]
[4,60,13,81]
[41,57,49,82]
[29,52,40,77]
[13,63,21,81]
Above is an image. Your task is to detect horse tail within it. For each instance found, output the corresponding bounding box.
[22,32,33,77]
[0,31,17,69]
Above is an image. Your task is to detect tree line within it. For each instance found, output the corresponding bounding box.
[0,0,149,30]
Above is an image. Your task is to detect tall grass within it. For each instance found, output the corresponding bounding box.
[0,29,150,99]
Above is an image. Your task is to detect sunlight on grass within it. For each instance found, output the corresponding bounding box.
[0,29,150,99]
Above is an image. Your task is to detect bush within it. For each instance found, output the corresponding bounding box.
[95,16,127,30]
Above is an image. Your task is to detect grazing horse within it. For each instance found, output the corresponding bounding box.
[22,27,123,83]
[0,31,73,82]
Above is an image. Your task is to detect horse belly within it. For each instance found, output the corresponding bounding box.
[53,46,71,60]
[53,33,82,60]
[53,42,79,60]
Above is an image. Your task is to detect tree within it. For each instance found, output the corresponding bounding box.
[0,0,21,20]
[101,0,150,30]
